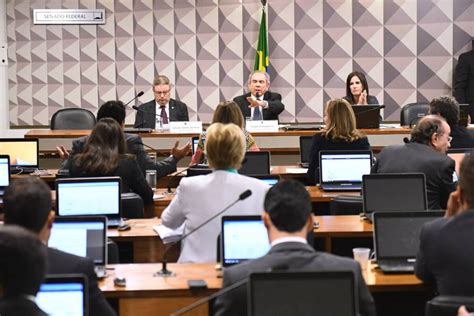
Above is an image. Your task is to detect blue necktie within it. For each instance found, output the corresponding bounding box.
[252,99,262,120]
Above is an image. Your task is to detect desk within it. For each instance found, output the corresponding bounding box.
[99,262,425,316]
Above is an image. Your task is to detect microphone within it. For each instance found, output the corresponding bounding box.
[155,189,253,277]
[124,91,144,107]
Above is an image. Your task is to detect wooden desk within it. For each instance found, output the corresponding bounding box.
[99,262,425,316]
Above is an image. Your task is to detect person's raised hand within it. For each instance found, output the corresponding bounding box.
[56,145,70,161]
[446,188,463,218]
[170,141,191,160]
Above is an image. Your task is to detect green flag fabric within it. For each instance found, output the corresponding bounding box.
[254,8,269,73]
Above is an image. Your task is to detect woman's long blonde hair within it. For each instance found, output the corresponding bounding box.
[324,98,362,142]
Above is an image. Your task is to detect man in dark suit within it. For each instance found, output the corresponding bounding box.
[415,151,474,296]
[134,75,189,129]
[429,95,474,148]
[213,180,375,316]
[58,100,190,178]
[233,70,285,121]
[3,177,116,316]
[454,48,474,119]
[372,115,456,210]
[0,225,48,316]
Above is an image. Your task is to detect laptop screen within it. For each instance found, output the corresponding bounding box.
[363,174,427,214]
[352,105,382,129]
[0,156,10,188]
[299,136,312,163]
[0,138,39,168]
[374,211,444,260]
[239,152,270,176]
[49,217,106,265]
[221,216,270,266]
[320,151,372,184]
[56,177,121,217]
[248,272,356,316]
[36,275,87,316]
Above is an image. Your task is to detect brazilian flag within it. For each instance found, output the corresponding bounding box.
[254,7,269,73]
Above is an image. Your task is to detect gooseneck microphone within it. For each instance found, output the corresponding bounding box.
[155,189,253,277]
[124,91,144,107]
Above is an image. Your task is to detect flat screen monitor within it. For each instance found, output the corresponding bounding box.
[0,138,39,168]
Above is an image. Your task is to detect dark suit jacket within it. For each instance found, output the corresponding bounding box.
[47,247,116,316]
[454,50,474,118]
[213,242,376,316]
[0,298,47,316]
[63,133,177,179]
[416,209,474,295]
[371,142,456,210]
[134,99,189,128]
[449,124,474,149]
[65,157,154,206]
[306,133,371,185]
[233,91,285,121]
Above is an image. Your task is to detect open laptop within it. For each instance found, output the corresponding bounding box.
[459,104,470,127]
[362,173,428,222]
[239,151,271,176]
[352,105,383,129]
[319,150,372,191]
[248,271,356,316]
[0,155,11,200]
[373,211,444,273]
[221,215,270,267]
[299,136,312,168]
[49,216,108,278]
[0,138,39,173]
[36,274,88,316]
[56,177,123,227]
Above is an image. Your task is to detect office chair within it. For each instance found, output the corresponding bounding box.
[425,295,474,316]
[107,239,120,264]
[51,108,96,130]
[400,102,430,127]
[329,195,363,215]
[121,192,144,218]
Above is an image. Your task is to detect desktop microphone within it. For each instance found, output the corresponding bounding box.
[155,189,253,277]
[124,91,144,107]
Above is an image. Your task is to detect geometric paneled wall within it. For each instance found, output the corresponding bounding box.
[7,0,474,126]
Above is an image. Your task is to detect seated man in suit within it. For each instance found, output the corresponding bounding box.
[58,100,191,178]
[233,71,285,121]
[213,180,375,316]
[454,48,474,119]
[416,152,474,296]
[134,75,189,129]
[3,177,116,316]
[372,115,456,210]
[0,225,48,316]
[429,95,474,148]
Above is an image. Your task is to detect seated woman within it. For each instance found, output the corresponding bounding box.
[306,99,372,185]
[162,123,269,263]
[190,100,259,166]
[64,118,153,207]
[343,71,379,105]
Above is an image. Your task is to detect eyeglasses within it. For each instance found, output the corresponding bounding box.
[447,136,453,143]
[154,90,170,96]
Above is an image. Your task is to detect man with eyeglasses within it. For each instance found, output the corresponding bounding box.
[134,75,189,129]
[372,115,456,210]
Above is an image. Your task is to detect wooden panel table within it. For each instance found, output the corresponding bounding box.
[99,262,426,316]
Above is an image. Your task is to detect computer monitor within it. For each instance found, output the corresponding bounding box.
[0,155,10,195]
[0,138,39,168]
[239,152,271,176]
[352,105,383,129]
[319,150,373,187]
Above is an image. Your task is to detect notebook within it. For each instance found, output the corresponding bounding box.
[0,138,39,172]
[299,136,312,168]
[56,177,123,227]
[248,271,356,316]
[362,173,428,222]
[36,274,88,316]
[221,215,270,267]
[49,216,108,278]
[0,155,11,198]
[373,211,444,273]
[319,150,372,191]
[239,151,271,176]
[352,105,383,129]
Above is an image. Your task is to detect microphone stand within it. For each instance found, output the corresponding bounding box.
[155,190,252,277]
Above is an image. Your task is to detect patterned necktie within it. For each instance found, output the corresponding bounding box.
[160,106,168,124]
[252,98,262,120]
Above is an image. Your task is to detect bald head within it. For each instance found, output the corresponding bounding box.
[410,115,451,153]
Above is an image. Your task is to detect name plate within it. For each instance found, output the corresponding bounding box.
[246,120,279,132]
[169,121,203,134]
[33,9,106,25]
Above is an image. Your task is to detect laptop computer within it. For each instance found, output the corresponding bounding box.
[248,271,357,316]
[0,155,11,199]
[239,151,271,176]
[373,211,444,273]
[319,150,372,191]
[36,274,88,316]
[459,104,470,127]
[221,215,270,267]
[362,173,428,222]
[352,105,383,129]
[299,136,312,168]
[56,177,123,227]
[0,138,39,173]
[49,216,108,278]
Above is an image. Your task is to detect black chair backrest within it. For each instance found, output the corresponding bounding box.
[51,108,96,130]
[426,295,474,316]
[107,238,120,264]
[329,195,363,215]
[121,192,144,218]
[400,103,430,127]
